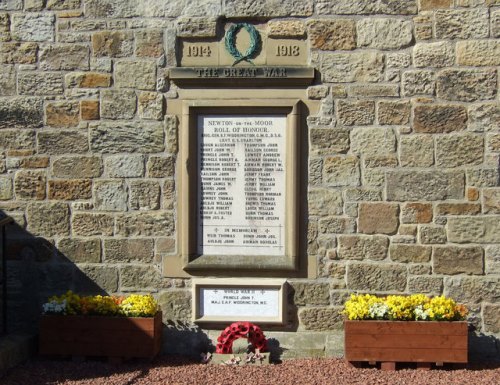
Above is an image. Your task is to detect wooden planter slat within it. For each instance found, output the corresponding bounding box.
[344,321,468,367]
[39,312,162,359]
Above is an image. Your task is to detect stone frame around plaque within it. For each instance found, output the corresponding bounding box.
[192,278,287,324]
[178,99,302,274]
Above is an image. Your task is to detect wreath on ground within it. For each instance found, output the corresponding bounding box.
[215,321,267,354]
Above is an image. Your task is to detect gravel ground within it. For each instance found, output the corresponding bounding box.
[2,357,500,385]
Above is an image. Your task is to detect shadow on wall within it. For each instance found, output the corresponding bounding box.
[469,332,500,365]
[2,211,107,334]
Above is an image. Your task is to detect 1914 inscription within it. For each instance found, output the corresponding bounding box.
[198,115,286,256]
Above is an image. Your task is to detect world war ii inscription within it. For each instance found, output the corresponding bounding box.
[197,115,286,256]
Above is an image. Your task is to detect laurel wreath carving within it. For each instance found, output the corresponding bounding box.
[224,23,261,66]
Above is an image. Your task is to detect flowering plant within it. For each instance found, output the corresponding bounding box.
[343,294,467,321]
[42,291,159,317]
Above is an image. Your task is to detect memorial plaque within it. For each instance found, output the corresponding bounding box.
[197,115,286,257]
[193,279,286,324]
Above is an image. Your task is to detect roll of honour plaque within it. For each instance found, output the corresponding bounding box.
[197,115,286,256]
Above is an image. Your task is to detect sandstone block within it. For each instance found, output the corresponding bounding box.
[147,155,175,178]
[58,238,101,263]
[18,72,63,95]
[94,179,127,211]
[344,188,382,202]
[402,70,435,96]
[78,265,118,293]
[358,202,399,235]
[18,156,49,169]
[105,155,144,178]
[104,238,154,263]
[165,115,178,154]
[323,156,360,187]
[0,13,9,42]
[437,69,497,102]
[52,156,102,178]
[448,217,500,243]
[420,225,447,244]
[435,9,489,39]
[47,0,81,10]
[386,52,411,68]
[129,180,160,210]
[318,217,355,234]
[267,20,306,37]
[400,135,434,167]
[309,158,322,186]
[11,13,55,42]
[338,235,388,261]
[299,307,343,331]
[46,101,80,128]
[163,179,175,209]
[26,201,69,236]
[357,18,413,49]
[348,84,400,98]
[347,263,407,291]
[310,128,350,155]
[309,189,343,216]
[0,130,35,150]
[90,121,164,154]
[435,133,483,167]
[483,189,500,214]
[48,179,91,200]
[387,170,464,201]
[100,89,136,120]
[0,65,15,95]
[80,100,99,120]
[65,72,112,88]
[307,19,356,51]
[0,176,12,200]
[483,304,500,333]
[158,291,191,322]
[492,10,500,38]
[291,282,330,306]
[321,51,384,83]
[39,44,89,70]
[138,92,164,120]
[114,60,156,90]
[0,42,38,64]
[177,16,217,37]
[485,245,500,275]
[390,244,431,263]
[307,86,329,100]
[457,40,500,66]
[488,134,500,152]
[413,42,454,68]
[120,265,161,292]
[408,277,443,295]
[135,29,164,57]
[351,127,395,156]
[378,100,410,125]
[418,0,452,10]
[467,169,499,187]
[413,104,467,133]
[434,246,484,275]
[225,0,312,17]
[157,238,175,254]
[0,97,43,128]
[337,100,375,126]
[116,211,174,237]
[14,170,46,200]
[316,0,417,15]
[436,202,481,216]
[445,276,500,304]
[72,212,113,236]
[92,31,133,57]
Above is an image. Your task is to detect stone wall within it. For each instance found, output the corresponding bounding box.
[0,0,499,359]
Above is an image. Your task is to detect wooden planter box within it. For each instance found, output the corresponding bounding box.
[344,320,468,369]
[39,312,162,359]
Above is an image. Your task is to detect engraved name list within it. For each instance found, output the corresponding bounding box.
[197,115,286,256]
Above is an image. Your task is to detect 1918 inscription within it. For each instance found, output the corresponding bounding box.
[197,115,286,256]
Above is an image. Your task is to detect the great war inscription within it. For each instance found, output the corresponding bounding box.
[198,115,286,256]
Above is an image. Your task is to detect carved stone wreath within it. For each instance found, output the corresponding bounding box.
[224,23,261,66]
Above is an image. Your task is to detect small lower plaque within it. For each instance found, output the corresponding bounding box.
[192,278,286,324]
